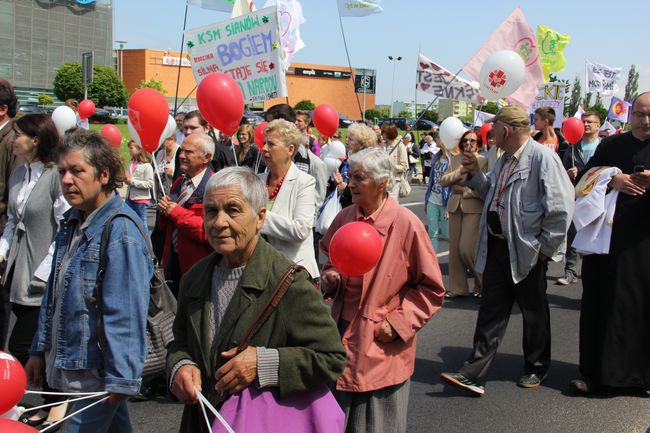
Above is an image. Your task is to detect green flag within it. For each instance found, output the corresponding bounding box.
[536,24,570,81]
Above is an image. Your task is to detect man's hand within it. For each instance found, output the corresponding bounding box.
[171,364,202,404]
[332,171,347,192]
[157,196,178,216]
[630,169,650,189]
[106,393,129,405]
[374,320,398,343]
[164,166,173,176]
[460,150,479,176]
[215,347,257,394]
[320,269,341,296]
[567,167,578,181]
[609,173,646,196]
[451,184,465,194]
[25,356,44,388]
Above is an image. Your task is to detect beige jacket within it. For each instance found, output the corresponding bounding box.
[440,153,487,214]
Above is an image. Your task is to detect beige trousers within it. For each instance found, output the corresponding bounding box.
[447,211,482,295]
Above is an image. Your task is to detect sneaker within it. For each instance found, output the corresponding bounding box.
[517,373,547,388]
[557,273,578,285]
[440,372,485,396]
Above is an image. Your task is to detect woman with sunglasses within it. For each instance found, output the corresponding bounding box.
[440,129,487,298]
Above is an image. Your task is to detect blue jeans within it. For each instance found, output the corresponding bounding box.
[126,200,149,226]
[65,398,132,433]
[427,202,448,252]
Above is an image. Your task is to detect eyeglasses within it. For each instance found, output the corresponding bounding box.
[632,111,650,119]
[462,138,478,143]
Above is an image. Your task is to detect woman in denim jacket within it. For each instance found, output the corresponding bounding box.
[26,130,153,433]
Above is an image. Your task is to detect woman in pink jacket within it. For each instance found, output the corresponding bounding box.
[320,147,445,433]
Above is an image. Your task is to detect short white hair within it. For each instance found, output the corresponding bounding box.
[348,147,393,189]
[189,133,215,157]
[204,166,268,213]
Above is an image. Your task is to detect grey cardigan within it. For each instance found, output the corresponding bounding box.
[465,138,574,283]
[3,165,62,306]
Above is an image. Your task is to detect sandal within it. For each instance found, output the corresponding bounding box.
[40,401,69,432]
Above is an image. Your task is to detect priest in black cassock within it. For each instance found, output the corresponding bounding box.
[572,91,650,394]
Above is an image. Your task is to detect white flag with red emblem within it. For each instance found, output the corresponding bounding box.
[463,7,543,108]
[416,53,482,105]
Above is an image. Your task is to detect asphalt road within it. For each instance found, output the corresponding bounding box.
[22,183,650,433]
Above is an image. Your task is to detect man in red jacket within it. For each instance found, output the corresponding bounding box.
[157,133,214,296]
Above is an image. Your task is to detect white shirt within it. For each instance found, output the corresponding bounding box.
[0,161,70,280]
[0,120,9,132]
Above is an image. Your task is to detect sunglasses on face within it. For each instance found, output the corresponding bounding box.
[462,138,478,143]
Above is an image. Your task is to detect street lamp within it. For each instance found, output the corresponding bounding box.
[115,40,128,82]
[388,55,402,117]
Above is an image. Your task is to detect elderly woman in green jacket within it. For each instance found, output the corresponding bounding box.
[167,166,346,433]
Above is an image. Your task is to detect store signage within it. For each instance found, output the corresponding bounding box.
[291,68,351,79]
[163,56,192,68]
[354,74,376,94]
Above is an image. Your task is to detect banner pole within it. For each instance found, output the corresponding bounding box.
[173,4,190,117]
[337,11,364,120]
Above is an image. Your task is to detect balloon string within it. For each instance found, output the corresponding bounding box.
[197,392,214,433]
[254,152,262,174]
[39,395,110,433]
[151,156,168,198]
[194,387,235,433]
[25,390,106,396]
[231,142,239,167]
[22,392,106,413]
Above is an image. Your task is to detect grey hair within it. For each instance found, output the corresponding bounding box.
[348,147,393,190]
[264,119,303,154]
[204,166,268,213]
[190,133,215,157]
[346,123,376,151]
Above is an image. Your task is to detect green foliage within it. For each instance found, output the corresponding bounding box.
[53,62,129,107]
[364,108,382,120]
[548,73,570,115]
[417,109,438,122]
[397,110,413,119]
[625,64,639,101]
[37,94,54,106]
[294,99,315,111]
[567,76,582,117]
[587,101,607,123]
[138,78,167,94]
[483,102,499,114]
[582,92,592,108]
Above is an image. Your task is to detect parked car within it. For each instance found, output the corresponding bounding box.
[241,110,264,125]
[414,119,438,131]
[378,117,415,130]
[18,105,46,115]
[105,107,128,121]
[338,113,354,128]
[90,108,117,124]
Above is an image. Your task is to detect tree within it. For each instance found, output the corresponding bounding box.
[53,62,129,107]
[588,101,607,123]
[482,101,499,114]
[416,109,438,122]
[397,110,413,119]
[549,73,570,115]
[37,94,54,106]
[624,64,639,101]
[582,92,592,108]
[294,99,315,111]
[364,108,381,120]
[594,92,602,108]
[138,78,167,94]
[566,76,582,117]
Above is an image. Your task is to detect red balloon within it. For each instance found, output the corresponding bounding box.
[77,99,95,120]
[100,124,122,149]
[0,420,39,432]
[329,222,382,276]
[479,123,493,144]
[0,352,27,416]
[128,88,169,153]
[196,73,245,136]
[254,121,268,151]
[562,117,585,145]
[313,104,339,138]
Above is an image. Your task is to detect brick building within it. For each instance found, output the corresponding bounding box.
[119,49,376,120]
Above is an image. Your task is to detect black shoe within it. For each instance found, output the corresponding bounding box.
[517,373,547,388]
[440,372,485,396]
[569,378,596,394]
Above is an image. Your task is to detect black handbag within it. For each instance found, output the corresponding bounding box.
[96,212,177,379]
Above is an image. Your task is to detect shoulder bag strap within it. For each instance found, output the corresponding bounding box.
[97,211,154,354]
[236,264,305,354]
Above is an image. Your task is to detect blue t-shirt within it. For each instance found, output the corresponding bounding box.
[579,138,600,164]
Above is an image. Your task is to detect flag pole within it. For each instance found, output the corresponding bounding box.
[173,4,190,117]
[337,10,364,120]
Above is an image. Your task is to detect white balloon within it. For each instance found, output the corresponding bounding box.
[51,106,77,137]
[439,117,466,150]
[479,50,526,100]
[158,115,177,148]
[320,146,330,160]
[323,157,341,176]
[0,405,22,420]
[328,140,346,160]
[127,119,142,146]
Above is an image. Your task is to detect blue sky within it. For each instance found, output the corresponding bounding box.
[114,0,649,106]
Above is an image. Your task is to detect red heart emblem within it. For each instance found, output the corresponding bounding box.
[419,62,430,70]
[420,83,431,91]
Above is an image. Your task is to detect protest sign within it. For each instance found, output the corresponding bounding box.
[184,6,288,103]
[528,82,565,128]
[187,0,234,12]
[473,110,493,127]
[417,54,483,105]
[586,60,622,96]
[607,97,631,123]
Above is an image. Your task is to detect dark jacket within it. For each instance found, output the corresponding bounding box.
[167,238,346,433]
[0,119,16,231]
